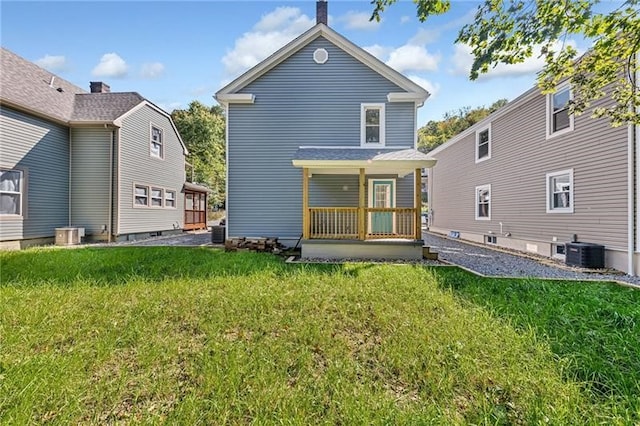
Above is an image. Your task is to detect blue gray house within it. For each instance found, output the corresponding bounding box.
[0,47,209,248]
[215,2,436,259]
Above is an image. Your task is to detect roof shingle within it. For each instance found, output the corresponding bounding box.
[1,47,146,124]
[0,47,85,122]
[293,147,432,162]
[72,92,144,121]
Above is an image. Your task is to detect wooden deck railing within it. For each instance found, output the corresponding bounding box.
[307,207,418,240]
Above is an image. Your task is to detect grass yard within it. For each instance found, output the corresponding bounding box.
[1,247,639,424]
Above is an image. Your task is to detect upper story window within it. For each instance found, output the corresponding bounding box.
[475,184,491,220]
[546,169,574,213]
[546,84,574,138]
[150,125,164,159]
[361,103,385,146]
[475,124,491,163]
[0,169,24,216]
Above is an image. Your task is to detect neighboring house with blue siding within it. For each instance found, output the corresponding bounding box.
[216,3,436,259]
[0,47,200,249]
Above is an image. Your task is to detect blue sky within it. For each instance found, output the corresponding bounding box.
[1,1,593,126]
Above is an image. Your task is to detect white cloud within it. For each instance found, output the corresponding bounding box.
[92,53,128,78]
[408,75,440,98]
[363,44,392,61]
[409,28,440,46]
[222,7,314,77]
[338,11,380,31]
[451,40,580,80]
[140,62,165,79]
[35,54,67,72]
[386,45,440,73]
[400,16,411,24]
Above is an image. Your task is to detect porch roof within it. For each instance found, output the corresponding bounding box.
[292,147,436,176]
[183,182,213,193]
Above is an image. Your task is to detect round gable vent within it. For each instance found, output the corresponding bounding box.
[313,48,329,64]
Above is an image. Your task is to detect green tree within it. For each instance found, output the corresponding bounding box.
[371,0,640,125]
[171,101,226,205]
[418,99,507,152]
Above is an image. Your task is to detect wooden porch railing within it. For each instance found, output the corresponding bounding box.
[307,207,418,240]
[366,207,416,239]
[309,207,359,239]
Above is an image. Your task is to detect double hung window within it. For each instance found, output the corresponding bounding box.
[0,169,23,216]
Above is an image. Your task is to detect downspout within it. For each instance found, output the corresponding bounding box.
[115,128,121,238]
[69,130,73,226]
[108,130,114,243]
[627,112,634,275]
[224,102,229,241]
[628,51,638,275]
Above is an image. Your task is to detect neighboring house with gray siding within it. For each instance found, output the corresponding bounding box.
[0,47,194,248]
[216,3,436,259]
[427,77,640,275]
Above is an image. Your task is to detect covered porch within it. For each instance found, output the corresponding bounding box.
[292,147,436,259]
[183,182,213,231]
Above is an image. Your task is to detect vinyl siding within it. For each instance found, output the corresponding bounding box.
[309,174,414,207]
[0,106,69,240]
[429,88,629,251]
[228,36,417,239]
[70,128,112,236]
[117,105,185,235]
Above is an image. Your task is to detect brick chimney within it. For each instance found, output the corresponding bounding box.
[316,0,328,25]
[90,81,110,93]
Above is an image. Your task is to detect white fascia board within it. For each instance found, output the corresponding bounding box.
[216,23,428,98]
[387,92,429,104]
[428,85,540,157]
[215,93,255,105]
[113,100,189,156]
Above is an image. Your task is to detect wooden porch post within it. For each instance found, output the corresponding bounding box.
[415,168,422,240]
[358,168,366,240]
[302,168,309,239]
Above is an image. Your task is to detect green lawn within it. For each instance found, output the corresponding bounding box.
[1,247,638,424]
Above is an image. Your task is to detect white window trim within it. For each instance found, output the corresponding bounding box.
[150,123,164,160]
[360,103,386,147]
[134,184,178,209]
[313,48,329,64]
[546,83,574,140]
[546,169,574,213]
[475,123,492,163]
[150,187,164,208]
[165,189,177,209]
[134,184,149,208]
[0,167,26,218]
[475,184,491,221]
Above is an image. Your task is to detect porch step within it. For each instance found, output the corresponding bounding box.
[422,245,439,261]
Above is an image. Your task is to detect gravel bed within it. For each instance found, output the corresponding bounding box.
[423,232,640,287]
[288,257,442,266]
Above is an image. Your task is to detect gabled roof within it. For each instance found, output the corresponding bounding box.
[216,23,429,103]
[0,47,188,155]
[0,47,85,124]
[72,92,145,121]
